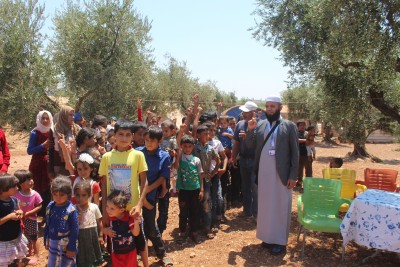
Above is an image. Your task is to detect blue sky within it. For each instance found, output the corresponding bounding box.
[40,0,289,100]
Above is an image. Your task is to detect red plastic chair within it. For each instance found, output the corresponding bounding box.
[356,168,399,192]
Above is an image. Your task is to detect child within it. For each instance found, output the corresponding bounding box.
[74,180,104,267]
[160,119,178,197]
[71,153,101,206]
[14,170,43,265]
[136,126,172,265]
[99,119,148,263]
[44,176,79,267]
[175,130,204,244]
[106,131,116,152]
[95,131,107,156]
[0,173,28,267]
[193,125,220,239]
[218,116,234,156]
[75,127,98,160]
[104,190,141,267]
[329,157,343,168]
[131,121,147,149]
[204,122,227,228]
[228,117,237,132]
[306,125,317,161]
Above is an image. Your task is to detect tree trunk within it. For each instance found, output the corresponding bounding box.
[350,142,382,162]
[323,125,333,142]
[351,143,368,157]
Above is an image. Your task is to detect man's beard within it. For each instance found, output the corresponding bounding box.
[266,110,280,122]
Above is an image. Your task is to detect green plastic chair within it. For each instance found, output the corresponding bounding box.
[297,178,352,260]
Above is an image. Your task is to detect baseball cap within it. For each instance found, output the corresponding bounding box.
[239,101,258,112]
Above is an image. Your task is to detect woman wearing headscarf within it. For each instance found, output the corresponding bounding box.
[47,105,80,180]
[27,110,54,216]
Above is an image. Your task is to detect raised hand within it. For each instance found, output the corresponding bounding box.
[193,94,199,105]
[137,98,142,109]
[180,123,187,133]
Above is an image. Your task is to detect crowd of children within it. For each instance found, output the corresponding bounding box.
[0,95,271,267]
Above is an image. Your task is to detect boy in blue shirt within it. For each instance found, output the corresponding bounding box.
[136,126,173,266]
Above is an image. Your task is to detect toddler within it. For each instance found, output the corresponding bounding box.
[44,176,79,267]
[14,170,42,265]
[0,173,28,267]
[104,190,141,267]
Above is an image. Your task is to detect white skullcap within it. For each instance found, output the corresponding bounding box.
[265,96,282,103]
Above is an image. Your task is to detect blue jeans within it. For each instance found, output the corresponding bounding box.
[240,158,257,217]
[202,175,223,230]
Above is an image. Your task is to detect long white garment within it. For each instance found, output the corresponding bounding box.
[256,123,292,245]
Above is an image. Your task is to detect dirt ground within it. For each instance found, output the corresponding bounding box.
[5,129,400,267]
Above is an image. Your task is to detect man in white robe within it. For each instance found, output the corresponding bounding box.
[245,96,299,255]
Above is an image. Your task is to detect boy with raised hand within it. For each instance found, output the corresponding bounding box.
[136,125,173,266]
[204,121,228,228]
[99,119,149,265]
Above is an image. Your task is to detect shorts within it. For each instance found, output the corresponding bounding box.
[112,249,137,267]
[23,218,38,241]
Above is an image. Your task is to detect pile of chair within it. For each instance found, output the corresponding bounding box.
[296,168,399,260]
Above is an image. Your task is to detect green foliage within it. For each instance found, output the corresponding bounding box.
[0,0,56,130]
[253,0,400,152]
[51,0,154,119]
[0,0,238,128]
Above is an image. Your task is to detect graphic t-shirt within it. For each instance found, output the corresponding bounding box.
[160,136,178,152]
[194,141,219,179]
[110,212,136,254]
[99,149,148,211]
[15,190,42,220]
[177,154,203,190]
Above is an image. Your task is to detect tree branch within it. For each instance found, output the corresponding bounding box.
[75,89,96,112]
[101,26,121,68]
[369,89,400,123]
[339,61,364,68]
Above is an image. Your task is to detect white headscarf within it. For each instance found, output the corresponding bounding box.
[33,110,54,133]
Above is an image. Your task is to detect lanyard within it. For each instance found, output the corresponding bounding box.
[264,120,280,148]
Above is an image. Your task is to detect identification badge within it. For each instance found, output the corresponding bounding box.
[269,150,276,156]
